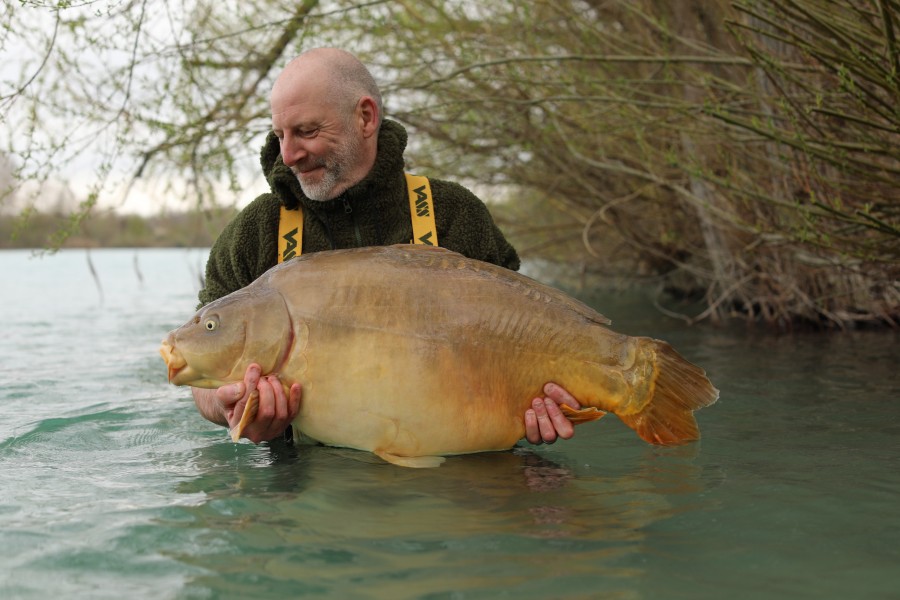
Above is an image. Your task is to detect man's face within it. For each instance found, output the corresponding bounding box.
[286,115,363,202]
[271,79,365,201]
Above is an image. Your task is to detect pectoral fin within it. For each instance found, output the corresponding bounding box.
[229,390,260,442]
[375,450,446,468]
[560,404,607,424]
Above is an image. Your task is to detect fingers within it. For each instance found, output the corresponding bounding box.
[522,383,579,446]
[543,382,581,410]
[524,402,542,445]
[220,364,300,444]
[242,375,290,444]
[542,397,575,440]
[218,380,250,424]
[526,397,560,444]
[249,374,278,440]
[525,392,577,446]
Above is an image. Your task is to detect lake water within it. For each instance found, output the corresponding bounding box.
[0,248,897,599]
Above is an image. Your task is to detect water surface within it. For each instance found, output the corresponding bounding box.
[0,248,897,599]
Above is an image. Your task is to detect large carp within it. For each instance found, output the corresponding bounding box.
[160,245,718,468]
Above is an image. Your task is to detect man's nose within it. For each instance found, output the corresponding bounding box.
[280,135,307,167]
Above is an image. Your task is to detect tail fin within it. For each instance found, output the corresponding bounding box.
[618,340,719,445]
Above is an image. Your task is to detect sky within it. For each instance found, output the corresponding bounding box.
[0,0,271,217]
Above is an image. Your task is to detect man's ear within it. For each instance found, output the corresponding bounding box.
[356,96,379,138]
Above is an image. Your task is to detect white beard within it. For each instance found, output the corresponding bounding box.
[293,132,362,201]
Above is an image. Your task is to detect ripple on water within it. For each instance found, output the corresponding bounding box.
[1,250,899,599]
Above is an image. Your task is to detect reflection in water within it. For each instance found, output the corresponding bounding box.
[167,441,710,598]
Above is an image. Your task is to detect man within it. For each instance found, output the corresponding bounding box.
[192,48,580,447]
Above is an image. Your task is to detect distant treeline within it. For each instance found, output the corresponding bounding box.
[0,208,238,249]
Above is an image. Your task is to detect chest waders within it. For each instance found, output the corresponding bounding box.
[277,173,437,264]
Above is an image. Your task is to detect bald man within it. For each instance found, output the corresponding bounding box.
[192,48,580,447]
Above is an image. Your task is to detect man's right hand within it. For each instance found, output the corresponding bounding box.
[192,363,301,444]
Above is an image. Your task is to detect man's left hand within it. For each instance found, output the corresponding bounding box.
[524,382,581,445]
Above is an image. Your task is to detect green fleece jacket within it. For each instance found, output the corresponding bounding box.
[198,119,520,306]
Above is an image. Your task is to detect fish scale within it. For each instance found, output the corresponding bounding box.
[161,245,719,468]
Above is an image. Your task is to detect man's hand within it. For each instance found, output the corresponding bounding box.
[192,364,301,444]
[524,382,581,445]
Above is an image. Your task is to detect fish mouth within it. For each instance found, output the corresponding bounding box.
[159,340,187,383]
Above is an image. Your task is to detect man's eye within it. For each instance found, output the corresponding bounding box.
[298,128,319,138]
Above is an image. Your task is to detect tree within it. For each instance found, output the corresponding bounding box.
[2,0,897,327]
[377,0,900,327]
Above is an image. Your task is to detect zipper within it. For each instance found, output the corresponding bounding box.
[343,198,363,246]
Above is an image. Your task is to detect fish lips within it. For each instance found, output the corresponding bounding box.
[159,339,232,388]
[159,340,189,384]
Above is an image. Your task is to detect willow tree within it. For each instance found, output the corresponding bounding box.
[2,0,325,236]
[2,0,897,327]
[375,0,900,328]
[719,0,900,325]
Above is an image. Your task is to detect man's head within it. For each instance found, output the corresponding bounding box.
[270,48,382,201]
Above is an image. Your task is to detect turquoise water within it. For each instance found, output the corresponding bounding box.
[0,248,897,599]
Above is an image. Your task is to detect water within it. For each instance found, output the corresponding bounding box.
[0,248,897,600]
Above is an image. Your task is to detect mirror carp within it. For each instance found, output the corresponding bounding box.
[160,245,718,468]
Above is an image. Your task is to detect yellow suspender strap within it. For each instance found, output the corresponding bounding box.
[405,173,438,247]
[276,173,437,264]
[278,206,303,264]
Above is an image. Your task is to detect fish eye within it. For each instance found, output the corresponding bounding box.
[204,317,219,331]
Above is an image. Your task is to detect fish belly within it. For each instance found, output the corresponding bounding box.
[283,313,639,458]
[289,329,527,456]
